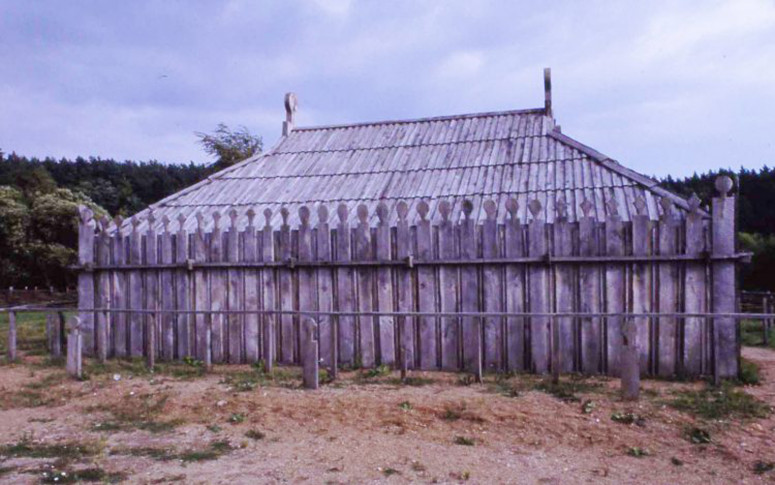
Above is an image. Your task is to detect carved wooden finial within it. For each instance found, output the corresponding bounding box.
[462,199,474,220]
[715,175,734,197]
[283,93,298,136]
[376,202,388,224]
[528,199,542,218]
[633,195,647,216]
[544,67,552,118]
[263,208,273,227]
[356,204,369,224]
[417,200,429,221]
[555,196,567,219]
[505,197,519,220]
[228,209,238,228]
[77,205,94,224]
[483,199,496,220]
[317,204,329,224]
[280,207,289,225]
[147,210,156,227]
[299,206,311,225]
[605,197,619,217]
[337,203,348,223]
[659,197,674,217]
[99,215,111,233]
[580,197,594,218]
[177,213,187,231]
[113,215,124,234]
[131,216,141,230]
[195,212,204,230]
[246,208,256,227]
[438,200,451,222]
[688,193,701,213]
[161,215,170,233]
[396,201,408,222]
[212,211,221,230]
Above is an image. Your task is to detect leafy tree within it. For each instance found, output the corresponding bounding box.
[196,123,263,170]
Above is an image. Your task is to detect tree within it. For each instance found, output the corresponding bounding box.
[196,123,262,171]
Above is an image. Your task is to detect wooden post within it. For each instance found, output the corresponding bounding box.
[112,216,127,358]
[482,200,502,373]
[160,216,175,361]
[95,216,110,362]
[244,209,260,363]
[128,217,144,357]
[578,198,601,373]
[416,201,437,370]
[711,175,738,380]
[66,316,83,379]
[193,213,211,369]
[210,211,225,364]
[395,201,414,376]
[145,212,158,370]
[621,315,640,400]
[316,205,336,376]
[261,209,275,371]
[604,197,625,376]
[763,296,769,346]
[7,311,17,362]
[298,206,316,365]
[227,210,244,363]
[658,198,679,377]
[77,205,95,356]
[335,204,355,366]
[504,198,526,372]
[375,203,395,366]
[302,318,319,390]
[438,200,459,371]
[355,204,375,368]
[553,197,574,374]
[527,199,549,374]
[277,207,294,364]
[460,200,481,379]
[684,194,707,375]
[631,196,652,375]
[175,214,191,359]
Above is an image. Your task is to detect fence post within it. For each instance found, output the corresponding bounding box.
[77,205,95,356]
[764,296,770,346]
[711,175,738,381]
[96,216,110,363]
[302,318,319,390]
[7,311,17,362]
[621,315,640,400]
[66,316,83,379]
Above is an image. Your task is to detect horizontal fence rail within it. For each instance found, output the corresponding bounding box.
[72,176,742,379]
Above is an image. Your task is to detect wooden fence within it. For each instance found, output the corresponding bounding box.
[76,177,743,377]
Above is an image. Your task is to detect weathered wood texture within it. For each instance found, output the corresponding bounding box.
[77,182,739,377]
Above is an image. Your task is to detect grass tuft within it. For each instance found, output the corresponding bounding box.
[668,382,771,421]
[453,436,475,446]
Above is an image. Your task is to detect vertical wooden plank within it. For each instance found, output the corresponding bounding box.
[578,200,601,373]
[604,198,625,376]
[481,200,501,372]
[395,202,415,370]
[375,203,395,365]
[7,311,16,362]
[335,204,355,366]
[144,213,158,366]
[711,176,738,378]
[460,200,481,374]
[355,204,375,368]
[504,198,526,371]
[261,209,276,370]
[278,207,295,364]
[66,316,82,378]
[46,313,59,357]
[684,194,706,375]
[159,216,175,361]
[298,206,316,366]
[244,209,260,363]
[302,318,319,390]
[175,214,191,358]
[193,213,210,365]
[77,206,95,356]
[527,200,550,374]
[227,210,244,363]
[209,212,226,364]
[128,217,144,357]
[657,198,679,377]
[438,201,460,371]
[111,217,127,358]
[631,196,652,375]
[416,202,437,370]
[316,205,335,372]
[95,216,111,362]
[553,197,575,373]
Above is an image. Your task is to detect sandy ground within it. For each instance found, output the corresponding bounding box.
[1,350,775,484]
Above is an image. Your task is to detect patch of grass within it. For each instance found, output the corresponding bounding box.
[457,374,477,386]
[0,311,52,356]
[739,359,761,386]
[245,429,265,440]
[35,465,127,484]
[0,437,101,461]
[111,446,177,461]
[389,376,435,386]
[0,466,15,477]
[112,440,234,463]
[626,447,649,458]
[381,467,400,476]
[228,413,246,424]
[740,319,775,348]
[611,412,646,427]
[453,436,475,446]
[361,364,391,380]
[207,424,222,433]
[581,400,595,414]
[754,461,775,475]
[534,375,601,402]
[668,382,771,421]
[86,391,182,433]
[398,401,412,411]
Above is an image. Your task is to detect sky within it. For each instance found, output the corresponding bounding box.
[1,0,773,178]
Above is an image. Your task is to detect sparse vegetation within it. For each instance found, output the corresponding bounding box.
[0,436,101,461]
[611,412,646,427]
[453,436,475,446]
[111,440,234,462]
[668,382,771,421]
[739,359,761,386]
[245,429,265,440]
[626,447,649,458]
[686,427,712,444]
[86,392,182,433]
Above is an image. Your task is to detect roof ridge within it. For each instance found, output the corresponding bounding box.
[293,107,547,132]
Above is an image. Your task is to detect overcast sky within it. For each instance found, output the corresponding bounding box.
[1,0,773,177]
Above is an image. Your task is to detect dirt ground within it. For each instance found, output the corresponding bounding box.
[1,349,775,484]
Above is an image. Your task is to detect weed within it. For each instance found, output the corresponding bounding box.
[739,359,761,386]
[112,440,234,463]
[534,376,601,402]
[0,437,100,461]
[183,356,204,368]
[686,427,712,444]
[611,412,646,427]
[361,364,391,379]
[410,461,426,472]
[245,429,265,440]
[110,446,176,461]
[87,392,181,433]
[228,413,246,424]
[391,376,435,386]
[626,447,649,458]
[581,400,595,414]
[381,467,400,476]
[668,382,771,421]
[319,369,334,384]
[458,374,476,386]
[442,407,461,421]
[398,401,412,411]
[207,424,222,433]
[453,436,475,446]
[671,457,684,466]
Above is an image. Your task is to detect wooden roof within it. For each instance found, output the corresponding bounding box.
[131,106,693,231]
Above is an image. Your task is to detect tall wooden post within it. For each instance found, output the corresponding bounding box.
[7,311,17,362]
[95,216,111,362]
[66,316,83,379]
[302,318,319,390]
[712,175,738,380]
[77,206,95,356]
